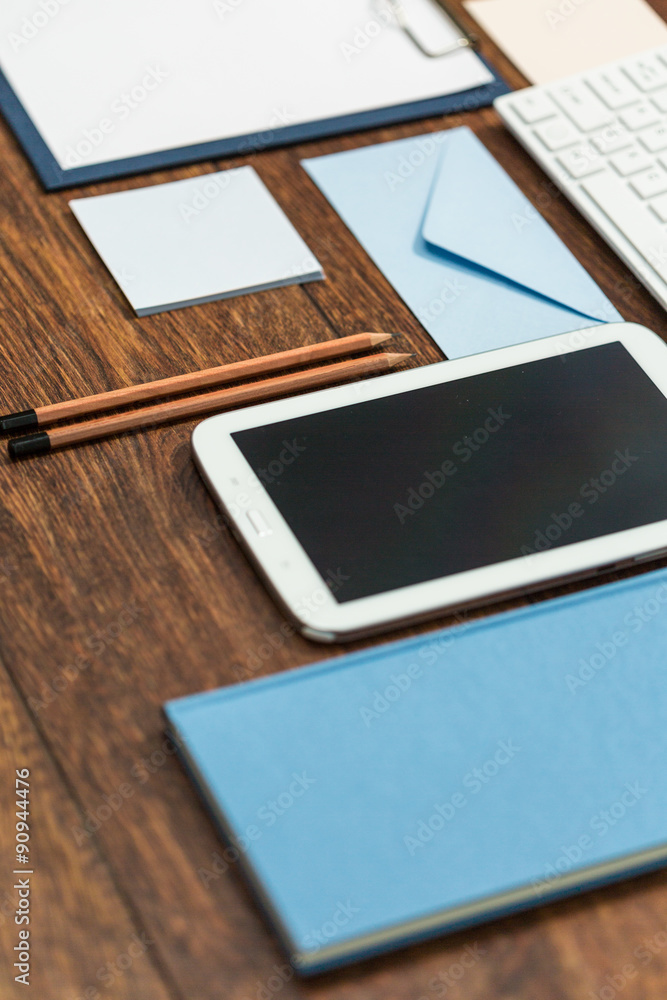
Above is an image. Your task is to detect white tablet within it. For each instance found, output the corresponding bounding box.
[192,323,667,642]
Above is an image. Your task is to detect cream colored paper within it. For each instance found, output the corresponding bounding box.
[464,0,667,84]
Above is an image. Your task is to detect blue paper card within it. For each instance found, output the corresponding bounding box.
[165,568,667,973]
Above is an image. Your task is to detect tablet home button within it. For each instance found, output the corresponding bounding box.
[247,510,272,537]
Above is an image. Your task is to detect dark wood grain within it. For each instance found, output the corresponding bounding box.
[2,4,667,999]
[0,655,174,1000]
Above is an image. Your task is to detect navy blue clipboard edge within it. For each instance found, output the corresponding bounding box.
[0,58,509,190]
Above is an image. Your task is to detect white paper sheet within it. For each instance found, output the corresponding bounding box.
[0,0,492,170]
[70,167,323,315]
[464,0,667,84]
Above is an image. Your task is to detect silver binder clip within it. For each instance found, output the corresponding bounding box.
[384,0,478,58]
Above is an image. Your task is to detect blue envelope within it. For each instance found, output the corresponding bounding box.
[302,128,623,358]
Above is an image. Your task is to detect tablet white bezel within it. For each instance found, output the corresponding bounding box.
[192,323,667,641]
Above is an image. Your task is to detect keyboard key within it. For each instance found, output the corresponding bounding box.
[620,103,662,130]
[591,123,632,154]
[533,118,580,151]
[630,167,667,199]
[639,123,667,152]
[624,55,667,92]
[557,144,603,178]
[494,51,667,311]
[511,90,557,123]
[582,172,667,283]
[589,67,640,108]
[651,193,667,223]
[551,82,613,131]
[610,145,655,176]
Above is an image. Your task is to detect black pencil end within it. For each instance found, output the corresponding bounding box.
[0,409,38,434]
[8,432,51,460]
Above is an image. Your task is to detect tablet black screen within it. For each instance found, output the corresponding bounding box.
[233,342,667,602]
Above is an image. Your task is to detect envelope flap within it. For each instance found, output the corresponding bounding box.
[421,129,611,321]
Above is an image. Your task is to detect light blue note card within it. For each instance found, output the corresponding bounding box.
[70,165,323,315]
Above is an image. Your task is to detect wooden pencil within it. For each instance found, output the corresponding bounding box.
[0,331,396,434]
[8,352,413,459]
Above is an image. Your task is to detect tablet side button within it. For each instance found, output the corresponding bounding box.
[247,510,273,537]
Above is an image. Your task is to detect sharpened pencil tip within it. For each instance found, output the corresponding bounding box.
[367,331,401,344]
[385,352,415,366]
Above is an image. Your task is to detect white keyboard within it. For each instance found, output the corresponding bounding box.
[495,46,667,311]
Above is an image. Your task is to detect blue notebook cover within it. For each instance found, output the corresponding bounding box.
[0,60,508,191]
[164,569,667,973]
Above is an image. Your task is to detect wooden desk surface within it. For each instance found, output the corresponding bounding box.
[2,5,667,998]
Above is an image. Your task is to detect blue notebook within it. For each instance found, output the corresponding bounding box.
[164,569,667,973]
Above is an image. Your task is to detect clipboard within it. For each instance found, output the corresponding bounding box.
[0,0,508,190]
[386,0,478,56]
